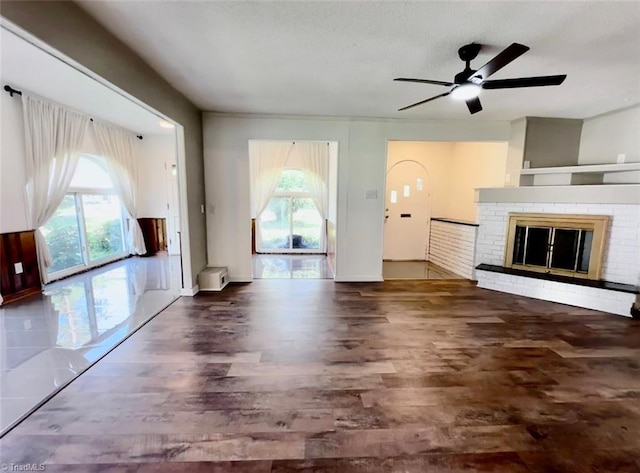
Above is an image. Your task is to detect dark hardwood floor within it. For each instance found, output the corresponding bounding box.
[2,279,640,472]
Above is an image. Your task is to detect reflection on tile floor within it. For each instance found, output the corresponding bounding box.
[253,255,333,279]
[383,260,465,280]
[0,255,181,435]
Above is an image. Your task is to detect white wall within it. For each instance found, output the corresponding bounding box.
[579,105,640,165]
[202,113,509,282]
[504,118,526,187]
[137,134,177,218]
[0,92,29,233]
[327,142,338,276]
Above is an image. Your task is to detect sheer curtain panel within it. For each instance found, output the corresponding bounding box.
[295,142,329,252]
[296,142,329,219]
[21,94,90,283]
[92,121,146,255]
[249,141,294,249]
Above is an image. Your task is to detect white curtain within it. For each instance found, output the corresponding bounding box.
[21,94,90,284]
[296,142,329,219]
[249,141,294,217]
[92,121,147,255]
[249,141,294,250]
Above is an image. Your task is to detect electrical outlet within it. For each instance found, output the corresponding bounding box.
[14,262,23,274]
[365,190,378,199]
[617,153,626,164]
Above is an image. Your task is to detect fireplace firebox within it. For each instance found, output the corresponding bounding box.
[504,213,609,280]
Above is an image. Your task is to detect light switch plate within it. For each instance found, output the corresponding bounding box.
[365,190,378,199]
[14,262,23,274]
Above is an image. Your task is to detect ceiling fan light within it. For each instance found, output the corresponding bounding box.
[451,83,481,101]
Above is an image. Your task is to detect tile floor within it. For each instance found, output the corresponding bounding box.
[253,255,333,279]
[383,260,464,280]
[0,254,182,435]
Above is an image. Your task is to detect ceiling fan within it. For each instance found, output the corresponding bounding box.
[395,42,567,114]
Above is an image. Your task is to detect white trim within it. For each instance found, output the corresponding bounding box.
[476,184,640,205]
[175,126,194,290]
[520,163,640,175]
[230,276,253,283]
[180,284,199,297]
[334,275,384,282]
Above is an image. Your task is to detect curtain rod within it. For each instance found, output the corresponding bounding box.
[291,141,330,145]
[4,84,143,140]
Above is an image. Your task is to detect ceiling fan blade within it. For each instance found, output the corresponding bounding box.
[394,78,454,87]
[466,97,482,114]
[468,43,530,82]
[398,92,450,111]
[482,74,567,89]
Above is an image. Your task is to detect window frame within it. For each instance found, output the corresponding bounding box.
[45,155,128,282]
[257,168,325,254]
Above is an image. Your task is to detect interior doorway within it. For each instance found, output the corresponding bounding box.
[249,140,338,279]
[383,160,431,261]
[0,23,193,292]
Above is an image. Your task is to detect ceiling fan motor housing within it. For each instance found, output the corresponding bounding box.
[457,43,481,62]
[454,68,476,85]
[455,43,481,84]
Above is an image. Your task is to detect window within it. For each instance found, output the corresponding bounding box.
[258,169,324,252]
[504,213,609,280]
[41,156,127,279]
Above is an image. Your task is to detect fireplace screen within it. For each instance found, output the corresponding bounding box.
[504,213,608,280]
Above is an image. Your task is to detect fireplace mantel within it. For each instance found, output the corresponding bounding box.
[475,184,640,205]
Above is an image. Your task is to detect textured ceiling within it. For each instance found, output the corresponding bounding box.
[78,1,640,121]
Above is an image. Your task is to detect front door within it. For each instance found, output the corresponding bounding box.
[383,161,430,260]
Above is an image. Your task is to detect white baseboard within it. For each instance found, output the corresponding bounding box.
[230,276,253,283]
[334,275,384,282]
[180,284,200,296]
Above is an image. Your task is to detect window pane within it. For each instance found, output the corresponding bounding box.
[82,195,125,261]
[292,198,322,249]
[550,229,580,270]
[259,197,291,249]
[41,195,83,273]
[275,169,306,192]
[577,230,593,273]
[70,157,112,189]
[512,225,526,264]
[524,227,550,267]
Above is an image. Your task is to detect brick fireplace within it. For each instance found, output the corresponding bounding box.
[474,188,639,317]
